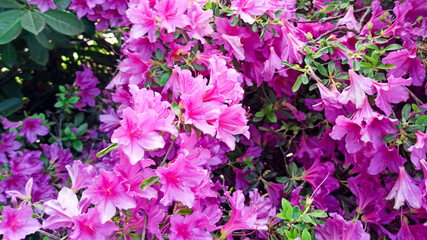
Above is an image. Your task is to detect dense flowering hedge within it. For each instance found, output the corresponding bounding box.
[0,0,427,239]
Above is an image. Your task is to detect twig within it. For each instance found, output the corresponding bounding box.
[405,86,424,105]
[159,137,177,166]
[37,230,60,240]
[288,7,370,24]
[357,7,372,33]
[304,26,359,49]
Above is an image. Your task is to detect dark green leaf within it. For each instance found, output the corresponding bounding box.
[43,10,84,36]
[255,111,265,118]
[0,0,20,8]
[308,210,328,218]
[26,33,48,65]
[21,11,45,35]
[0,97,22,116]
[73,140,83,152]
[54,0,71,10]
[155,48,163,59]
[76,123,87,136]
[402,104,411,120]
[193,64,206,71]
[251,24,258,32]
[140,176,160,191]
[0,10,24,44]
[292,74,303,92]
[1,42,16,67]
[314,62,327,77]
[359,62,373,68]
[335,72,348,79]
[267,112,277,123]
[35,30,55,49]
[353,60,360,71]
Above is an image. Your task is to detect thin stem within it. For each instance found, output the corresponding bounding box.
[357,7,372,33]
[288,7,370,24]
[160,137,177,166]
[37,230,60,240]
[405,86,424,105]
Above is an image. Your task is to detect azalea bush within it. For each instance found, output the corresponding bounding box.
[0,0,427,239]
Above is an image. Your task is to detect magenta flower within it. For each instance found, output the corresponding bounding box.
[154,0,190,33]
[19,118,48,144]
[112,107,167,164]
[127,0,158,42]
[408,131,427,169]
[27,0,55,13]
[75,65,99,90]
[0,203,41,240]
[185,7,214,43]
[313,82,346,122]
[65,160,98,191]
[374,76,412,116]
[169,213,212,240]
[0,132,21,164]
[329,115,364,153]
[156,153,207,208]
[83,169,136,223]
[215,105,249,151]
[214,18,246,60]
[367,145,406,175]
[221,190,257,236]
[339,70,374,109]
[386,166,422,209]
[382,47,426,86]
[230,0,266,24]
[281,33,305,64]
[43,187,82,230]
[336,6,358,29]
[315,213,370,240]
[0,116,21,129]
[69,208,117,240]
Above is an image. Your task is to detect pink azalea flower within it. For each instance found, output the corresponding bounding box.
[214,18,246,60]
[19,118,48,144]
[374,76,412,116]
[281,33,305,64]
[337,6,359,29]
[127,0,158,42]
[329,115,364,153]
[111,107,168,164]
[0,203,41,240]
[221,190,258,236]
[156,153,207,208]
[155,0,190,33]
[408,131,427,169]
[83,169,136,223]
[230,0,267,24]
[386,166,422,209]
[0,116,21,129]
[367,145,406,175]
[27,0,55,13]
[185,7,214,43]
[382,47,426,86]
[348,174,387,213]
[339,70,374,109]
[169,213,212,240]
[215,105,250,151]
[0,132,21,164]
[313,82,346,122]
[315,213,370,240]
[65,160,98,191]
[69,208,117,240]
[43,187,83,230]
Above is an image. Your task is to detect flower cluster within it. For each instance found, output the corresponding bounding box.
[1,0,427,239]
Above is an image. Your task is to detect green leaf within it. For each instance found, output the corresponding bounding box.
[314,62,327,77]
[43,10,84,36]
[230,15,239,26]
[76,123,87,136]
[155,48,163,59]
[0,97,22,116]
[308,210,328,218]
[267,112,277,123]
[26,33,48,65]
[193,64,206,71]
[416,116,427,128]
[54,0,71,10]
[402,103,411,120]
[140,176,160,191]
[385,44,402,51]
[21,11,45,35]
[292,206,301,219]
[282,61,294,68]
[359,62,373,68]
[96,143,119,157]
[35,30,55,49]
[68,96,79,104]
[377,64,396,69]
[0,0,20,8]
[292,74,303,92]
[159,72,172,86]
[281,198,292,212]
[0,10,24,44]
[73,140,83,152]
[1,42,17,67]
[251,24,258,33]
[334,42,349,52]
[255,111,265,118]
[327,61,335,74]
[335,72,348,79]
[301,229,311,240]
[74,112,84,126]
[353,60,360,71]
